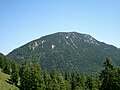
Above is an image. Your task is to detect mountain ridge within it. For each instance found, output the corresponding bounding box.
[7,32,120,74]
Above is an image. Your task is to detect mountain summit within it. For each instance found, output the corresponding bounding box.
[7,32,120,74]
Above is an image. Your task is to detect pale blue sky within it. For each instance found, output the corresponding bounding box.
[0,0,120,55]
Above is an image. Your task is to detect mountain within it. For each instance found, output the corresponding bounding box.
[7,32,120,74]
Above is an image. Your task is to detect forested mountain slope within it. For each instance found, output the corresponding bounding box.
[7,32,120,74]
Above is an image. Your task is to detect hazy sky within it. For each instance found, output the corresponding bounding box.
[0,0,120,55]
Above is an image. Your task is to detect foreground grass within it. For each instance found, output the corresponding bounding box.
[0,69,19,90]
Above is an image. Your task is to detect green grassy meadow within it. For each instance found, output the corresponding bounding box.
[0,69,19,90]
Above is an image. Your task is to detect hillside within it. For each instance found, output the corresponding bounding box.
[7,32,120,74]
[0,69,19,90]
[0,53,19,90]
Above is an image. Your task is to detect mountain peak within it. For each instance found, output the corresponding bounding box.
[54,32,98,45]
[7,32,120,74]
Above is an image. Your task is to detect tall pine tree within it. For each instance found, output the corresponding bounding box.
[19,61,45,90]
[99,58,120,90]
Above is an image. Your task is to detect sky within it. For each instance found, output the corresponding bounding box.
[0,0,120,55]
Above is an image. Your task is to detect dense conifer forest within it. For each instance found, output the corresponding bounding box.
[0,53,120,90]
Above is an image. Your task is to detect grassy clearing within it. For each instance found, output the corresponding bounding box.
[0,69,19,90]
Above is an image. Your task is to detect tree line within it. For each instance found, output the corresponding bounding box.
[0,53,120,90]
